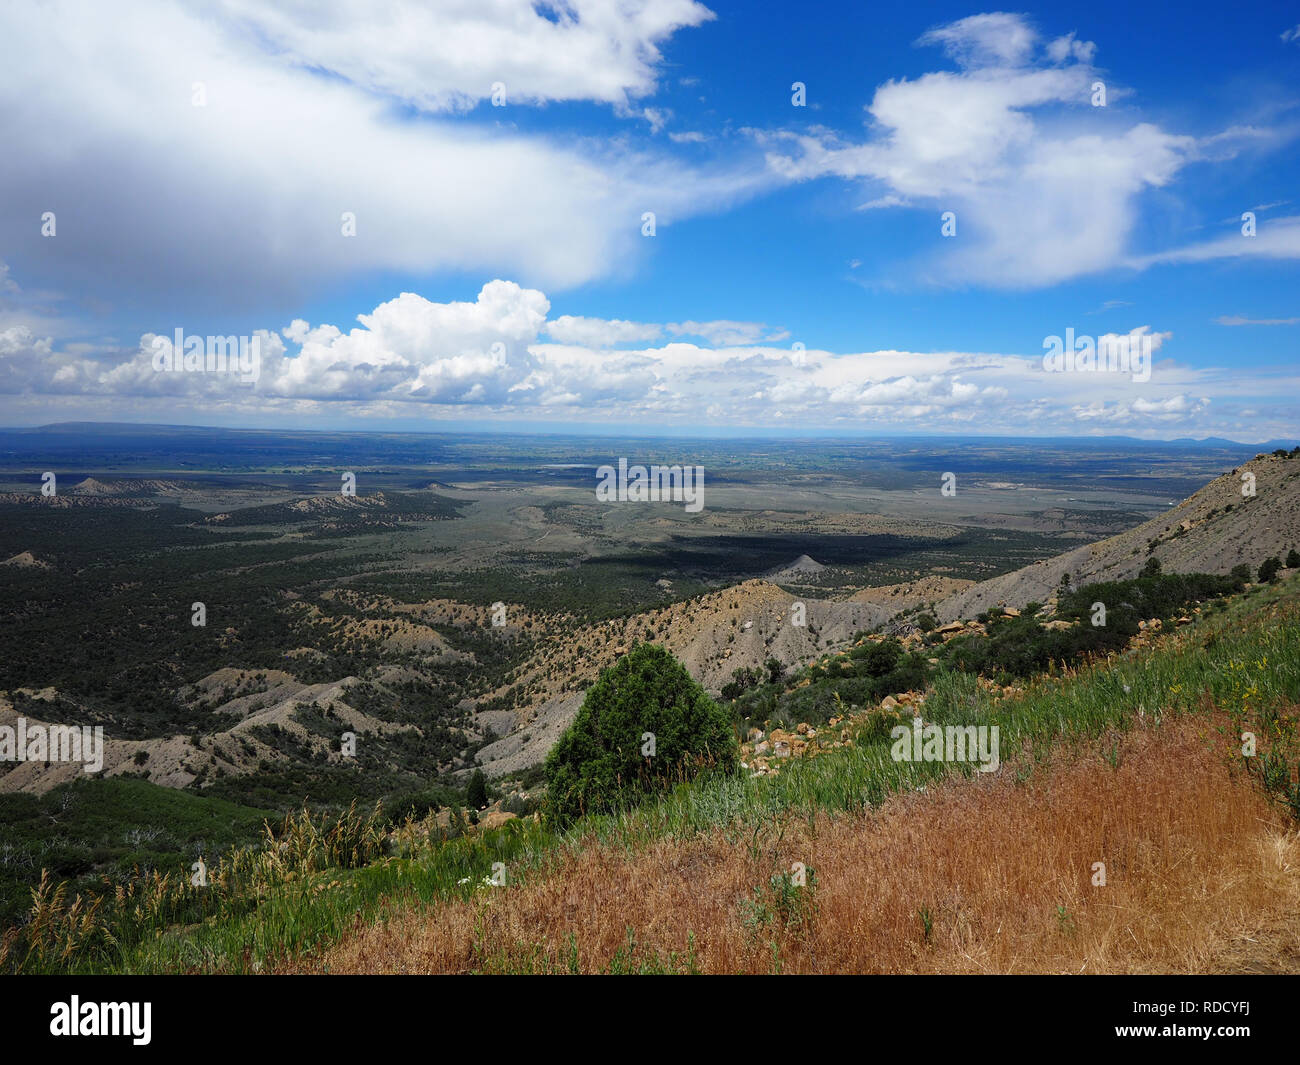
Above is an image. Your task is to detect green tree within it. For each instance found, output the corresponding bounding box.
[1259,557,1282,583]
[1140,557,1162,579]
[1230,563,1252,583]
[544,644,738,824]
[1286,549,1300,569]
[466,768,488,809]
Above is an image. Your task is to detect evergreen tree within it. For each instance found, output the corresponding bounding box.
[466,768,488,809]
[544,644,737,824]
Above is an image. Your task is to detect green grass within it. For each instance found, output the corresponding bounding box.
[0,777,273,927]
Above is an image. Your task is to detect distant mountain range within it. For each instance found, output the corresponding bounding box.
[3,422,1296,450]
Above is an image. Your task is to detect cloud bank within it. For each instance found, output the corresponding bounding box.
[3,279,1293,438]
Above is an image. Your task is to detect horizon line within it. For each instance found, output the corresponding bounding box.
[0,419,1296,449]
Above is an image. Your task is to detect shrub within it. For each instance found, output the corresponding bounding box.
[850,638,902,676]
[765,657,784,684]
[1231,563,1252,582]
[938,571,1252,680]
[1287,549,1300,569]
[1259,557,1282,584]
[721,665,763,701]
[1140,557,1162,578]
[544,644,738,824]
[1058,572,1242,627]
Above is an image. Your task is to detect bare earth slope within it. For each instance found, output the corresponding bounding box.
[475,580,893,775]
[934,451,1300,623]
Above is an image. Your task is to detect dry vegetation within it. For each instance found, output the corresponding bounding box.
[290,714,1300,974]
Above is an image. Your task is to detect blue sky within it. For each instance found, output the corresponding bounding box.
[0,0,1297,439]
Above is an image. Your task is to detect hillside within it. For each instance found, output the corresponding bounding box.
[934,449,1300,623]
[0,672,393,795]
[478,452,1298,775]
[9,572,1294,975]
[279,577,1300,974]
[473,579,895,775]
[67,477,191,496]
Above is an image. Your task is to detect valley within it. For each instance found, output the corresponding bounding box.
[2,424,1297,971]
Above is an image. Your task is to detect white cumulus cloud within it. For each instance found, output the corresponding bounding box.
[4,278,1289,437]
[759,12,1209,287]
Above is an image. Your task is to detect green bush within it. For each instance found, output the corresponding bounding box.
[937,571,1244,681]
[544,644,738,824]
[1260,557,1282,583]
[1057,572,1242,627]
[849,638,903,676]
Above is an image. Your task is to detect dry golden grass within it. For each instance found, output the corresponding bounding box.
[287,717,1300,974]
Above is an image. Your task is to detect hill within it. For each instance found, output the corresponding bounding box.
[66,477,192,496]
[472,578,894,775]
[934,449,1300,623]
[9,571,1294,974]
